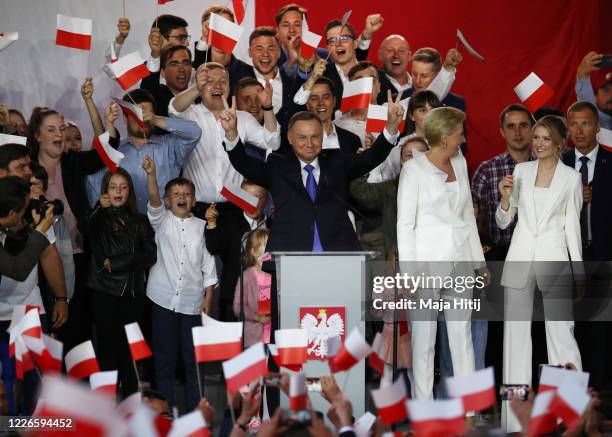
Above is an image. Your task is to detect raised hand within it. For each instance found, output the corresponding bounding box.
[100,194,112,208]
[142,154,156,175]
[220,96,238,141]
[444,48,463,71]
[80,77,94,101]
[287,36,301,65]
[312,57,327,79]
[116,18,131,44]
[498,175,514,201]
[257,80,273,108]
[386,90,405,135]
[363,14,384,40]
[104,102,120,126]
[149,27,162,58]
[204,203,218,228]
[195,64,209,92]
[577,51,603,79]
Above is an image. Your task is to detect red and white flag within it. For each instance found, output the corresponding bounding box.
[445,367,496,412]
[158,0,174,4]
[300,17,321,59]
[208,13,244,55]
[41,334,63,373]
[527,391,557,437]
[266,344,302,372]
[549,382,590,432]
[597,127,612,152]
[232,0,245,25]
[112,97,145,129]
[34,376,127,437]
[353,412,377,437]
[15,336,35,380]
[116,392,142,419]
[328,327,371,373]
[125,322,152,361]
[192,325,242,363]
[108,51,151,90]
[275,329,308,367]
[90,370,118,397]
[366,104,406,134]
[0,31,18,52]
[538,366,589,393]
[220,182,258,216]
[110,43,118,63]
[514,72,554,113]
[0,132,27,146]
[9,307,44,362]
[289,372,308,411]
[65,340,100,380]
[371,376,409,424]
[340,77,373,112]
[168,410,211,437]
[56,14,92,51]
[407,398,466,437]
[128,405,173,437]
[222,342,268,394]
[368,332,385,377]
[93,131,125,173]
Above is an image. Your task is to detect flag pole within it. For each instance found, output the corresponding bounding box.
[341,367,351,393]
[125,92,148,143]
[131,358,142,393]
[122,0,126,17]
[155,1,159,28]
[227,391,237,425]
[195,361,204,399]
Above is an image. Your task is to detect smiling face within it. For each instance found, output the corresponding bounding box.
[236,84,264,123]
[64,125,82,152]
[307,83,336,124]
[532,125,557,160]
[162,48,192,94]
[500,110,532,153]
[379,36,410,79]
[288,119,323,163]
[250,35,280,76]
[326,25,357,66]
[36,113,65,160]
[164,182,196,218]
[276,10,302,48]
[107,173,130,207]
[202,67,230,111]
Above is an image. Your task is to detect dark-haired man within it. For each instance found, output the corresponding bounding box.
[146,14,191,73]
[576,52,611,129]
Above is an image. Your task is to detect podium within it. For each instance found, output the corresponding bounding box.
[270,251,376,419]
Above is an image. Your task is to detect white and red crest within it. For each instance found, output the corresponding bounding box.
[299,307,345,360]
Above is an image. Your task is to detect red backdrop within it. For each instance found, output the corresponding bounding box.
[256,0,611,172]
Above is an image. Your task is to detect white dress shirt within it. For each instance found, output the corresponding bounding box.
[146,204,217,315]
[169,100,281,203]
[386,72,413,94]
[254,68,283,115]
[323,124,341,150]
[574,145,598,241]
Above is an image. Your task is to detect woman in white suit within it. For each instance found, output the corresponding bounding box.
[496,115,583,432]
[397,107,487,399]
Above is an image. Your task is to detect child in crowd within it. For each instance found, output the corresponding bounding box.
[143,155,217,412]
[233,229,271,347]
[63,121,83,152]
[84,168,157,398]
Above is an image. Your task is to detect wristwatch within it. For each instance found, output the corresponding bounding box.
[54,296,69,304]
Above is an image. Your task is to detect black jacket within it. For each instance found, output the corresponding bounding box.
[192,47,253,93]
[84,204,157,297]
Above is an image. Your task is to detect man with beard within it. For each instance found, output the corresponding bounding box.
[85,89,202,213]
[576,52,612,129]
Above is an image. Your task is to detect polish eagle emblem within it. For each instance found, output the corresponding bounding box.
[299,307,345,359]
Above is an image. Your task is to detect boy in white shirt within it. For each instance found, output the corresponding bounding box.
[143,155,217,412]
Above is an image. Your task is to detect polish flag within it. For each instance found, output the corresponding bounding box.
[125,322,152,361]
[34,376,127,437]
[108,51,151,90]
[93,131,125,173]
[527,391,557,437]
[232,0,245,25]
[15,336,35,380]
[325,335,342,358]
[266,344,302,372]
[110,43,118,63]
[220,182,258,216]
[340,77,373,112]
[597,127,612,152]
[65,340,100,380]
[158,0,174,4]
[208,13,244,55]
[128,405,173,437]
[289,372,308,411]
[41,334,63,373]
[117,392,142,419]
[275,329,308,366]
[368,332,385,377]
[168,410,211,437]
[300,17,321,59]
[371,376,409,424]
[445,367,496,412]
[0,31,18,52]
[222,342,268,395]
[201,313,244,336]
[366,104,406,134]
[192,325,242,363]
[514,72,554,113]
[9,307,42,358]
[56,14,92,51]
[407,398,466,437]
[548,382,590,432]
[112,97,145,129]
[0,132,27,146]
[328,327,371,373]
[352,412,377,437]
[538,366,589,393]
[90,370,118,397]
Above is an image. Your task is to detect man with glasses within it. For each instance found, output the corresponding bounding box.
[146,15,190,73]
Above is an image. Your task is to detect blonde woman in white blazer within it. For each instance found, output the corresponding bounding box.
[496,115,583,432]
[397,107,487,399]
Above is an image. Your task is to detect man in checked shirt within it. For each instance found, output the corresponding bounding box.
[472,103,535,259]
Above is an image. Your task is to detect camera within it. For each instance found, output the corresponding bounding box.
[280,409,311,429]
[25,197,64,224]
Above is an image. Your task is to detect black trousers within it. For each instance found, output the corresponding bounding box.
[91,290,144,398]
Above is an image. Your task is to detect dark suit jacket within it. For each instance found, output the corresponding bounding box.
[279,46,369,78]
[225,134,395,252]
[140,71,174,117]
[278,124,361,156]
[242,65,299,125]
[562,146,612,261]
[192,47,252,93]
[377,69,401,104]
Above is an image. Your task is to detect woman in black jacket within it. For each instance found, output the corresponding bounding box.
[84,168,157,397]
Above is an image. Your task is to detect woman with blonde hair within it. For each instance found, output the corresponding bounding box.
[397,106,487,399]
[496,115,583,432]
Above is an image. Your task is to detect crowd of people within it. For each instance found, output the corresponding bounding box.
[1,2,611,435]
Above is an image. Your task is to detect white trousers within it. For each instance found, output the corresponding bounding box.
[410,287,475,399]
[501,268,582,433]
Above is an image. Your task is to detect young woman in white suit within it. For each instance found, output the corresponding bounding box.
[397,107,487,399]
[496,115,583,432]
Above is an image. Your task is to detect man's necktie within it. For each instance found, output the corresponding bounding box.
[304,164,323,251]
[579,156,589,245]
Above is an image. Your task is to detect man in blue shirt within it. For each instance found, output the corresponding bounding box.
[575,51,611,130]
[86,89,201,213]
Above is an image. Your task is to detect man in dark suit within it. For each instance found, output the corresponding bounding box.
[563,100,612,390]
[377,34,412,103]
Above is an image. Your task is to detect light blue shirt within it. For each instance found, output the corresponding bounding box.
[575,76,611,130]
[86,117,201,213]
